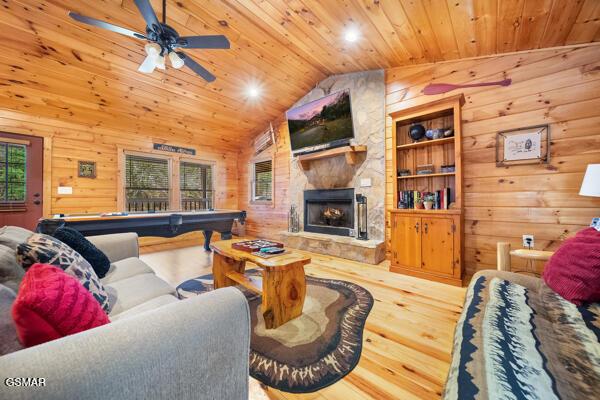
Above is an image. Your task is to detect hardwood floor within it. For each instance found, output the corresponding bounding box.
[141,244,466,400]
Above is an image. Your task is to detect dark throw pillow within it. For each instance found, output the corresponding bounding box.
[543,227,600,305]
[53,227,110,279]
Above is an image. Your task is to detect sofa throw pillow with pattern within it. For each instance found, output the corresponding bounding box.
[53,227,111,278]
[16,234,110,312]
[12,264,110,347]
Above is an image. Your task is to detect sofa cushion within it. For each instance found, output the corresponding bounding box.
[543,227,600,305]
[101,257,154,285]
[106,273,175,316]
[443,270,600,400]
[16,233,110,312]
[0,226,33,250]
[12,264,110,347]
[0,244,24,292]
[53,227,111,279]
[109,295,179,321]
[0,284,23,355]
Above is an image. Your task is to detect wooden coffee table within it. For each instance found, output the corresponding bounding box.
[210,239,311,329]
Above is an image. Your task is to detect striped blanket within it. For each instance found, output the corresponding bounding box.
[443,270,600,400]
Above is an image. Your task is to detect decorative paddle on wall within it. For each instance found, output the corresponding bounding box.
[423,79,512,95]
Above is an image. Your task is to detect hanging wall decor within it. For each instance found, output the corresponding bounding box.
[496,124,550,166]
[78,161,97,178]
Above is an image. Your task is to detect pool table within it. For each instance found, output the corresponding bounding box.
[37,209,246,251]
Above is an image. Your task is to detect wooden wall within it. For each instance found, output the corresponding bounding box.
[386,44,600,275]
[0,109,239,251]
[238,120,291,239]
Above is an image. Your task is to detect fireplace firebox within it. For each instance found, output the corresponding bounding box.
[304,188,354,236]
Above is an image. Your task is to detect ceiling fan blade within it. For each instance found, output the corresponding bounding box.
[177,35,231,49]
[133,0,163,34]
[178,52,216,82]
[68,12,146,40]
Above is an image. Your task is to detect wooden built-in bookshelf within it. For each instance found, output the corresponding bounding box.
[388,94,464,286]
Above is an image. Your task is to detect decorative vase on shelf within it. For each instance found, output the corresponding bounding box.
[423,201,434,210]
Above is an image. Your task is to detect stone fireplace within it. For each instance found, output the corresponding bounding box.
[304,188,354,236]
[279,69,386,264]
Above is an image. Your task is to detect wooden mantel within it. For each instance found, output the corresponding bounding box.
[297,145,367,171]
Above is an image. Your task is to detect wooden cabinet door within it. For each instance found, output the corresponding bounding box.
[421,217,454,275]
[391,214,421,269]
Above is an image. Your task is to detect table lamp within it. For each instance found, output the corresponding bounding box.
[580,164,600,197]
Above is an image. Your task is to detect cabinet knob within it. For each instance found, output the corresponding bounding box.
[414,222,419,233]
[424,223,428,234]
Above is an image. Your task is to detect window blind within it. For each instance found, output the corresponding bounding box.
[253,160,272,201]
[0,142,26,203]
[180,162,213,210]
[125,154,170,211]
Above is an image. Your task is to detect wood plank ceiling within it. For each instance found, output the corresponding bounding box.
[0,0,599,146]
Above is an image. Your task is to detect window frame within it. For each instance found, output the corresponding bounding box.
[0,141,27,204]
[123,150,173,211]
[179,158,215,211]
[249,155,274,205]
[117,147,218,212]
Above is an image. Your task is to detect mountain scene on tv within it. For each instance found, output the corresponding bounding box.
[287,90,354,150]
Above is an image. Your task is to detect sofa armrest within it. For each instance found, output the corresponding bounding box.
[0,287,250,400]
[86,232,139,263]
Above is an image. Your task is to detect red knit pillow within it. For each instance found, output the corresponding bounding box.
[12,263,110,347]
[543,228,600,305]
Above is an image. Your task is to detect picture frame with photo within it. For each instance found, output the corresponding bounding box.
[496,124,550,167]
[78,160,97,178]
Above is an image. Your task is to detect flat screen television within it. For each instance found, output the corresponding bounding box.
[287,89,355,154]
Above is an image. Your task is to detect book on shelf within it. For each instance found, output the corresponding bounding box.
[397,188,451,210]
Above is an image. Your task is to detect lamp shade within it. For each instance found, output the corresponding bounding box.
[579,164,600,197]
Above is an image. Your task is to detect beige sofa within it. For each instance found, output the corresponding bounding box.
[0,231,251,400]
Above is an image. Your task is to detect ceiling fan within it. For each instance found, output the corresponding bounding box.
[68,0,230,82]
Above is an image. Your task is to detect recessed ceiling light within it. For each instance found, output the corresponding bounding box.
[344,27,360,43]
[246,84,261,99]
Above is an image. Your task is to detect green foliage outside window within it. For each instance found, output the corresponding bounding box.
[0,143,26,203]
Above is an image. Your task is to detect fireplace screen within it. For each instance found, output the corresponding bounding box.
[304,188,354,236]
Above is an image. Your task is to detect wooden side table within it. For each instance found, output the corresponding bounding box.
[497,242,554,276]
[210,239,311,329]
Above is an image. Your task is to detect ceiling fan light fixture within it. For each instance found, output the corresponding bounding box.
[169,51,185,69]
[144,42,161,56]
[138,55,157,73]
[155,54,166,70]
[68,0,229,82]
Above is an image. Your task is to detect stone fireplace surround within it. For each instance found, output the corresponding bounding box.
[279,69,386,265]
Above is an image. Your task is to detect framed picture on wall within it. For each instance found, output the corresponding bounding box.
[496,124,550,166]
[78,160,96,178]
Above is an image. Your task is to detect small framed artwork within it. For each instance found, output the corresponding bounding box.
[78,161,96,178]
[496,124,550,166]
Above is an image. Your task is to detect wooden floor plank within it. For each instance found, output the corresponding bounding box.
[141,244,466,400]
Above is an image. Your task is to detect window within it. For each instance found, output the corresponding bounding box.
[0,142,26,203]
[251,159,272,202]
[180,161,213,210]
[125,154,170,211]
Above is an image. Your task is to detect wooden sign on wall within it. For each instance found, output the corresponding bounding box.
[153,143,196,156]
